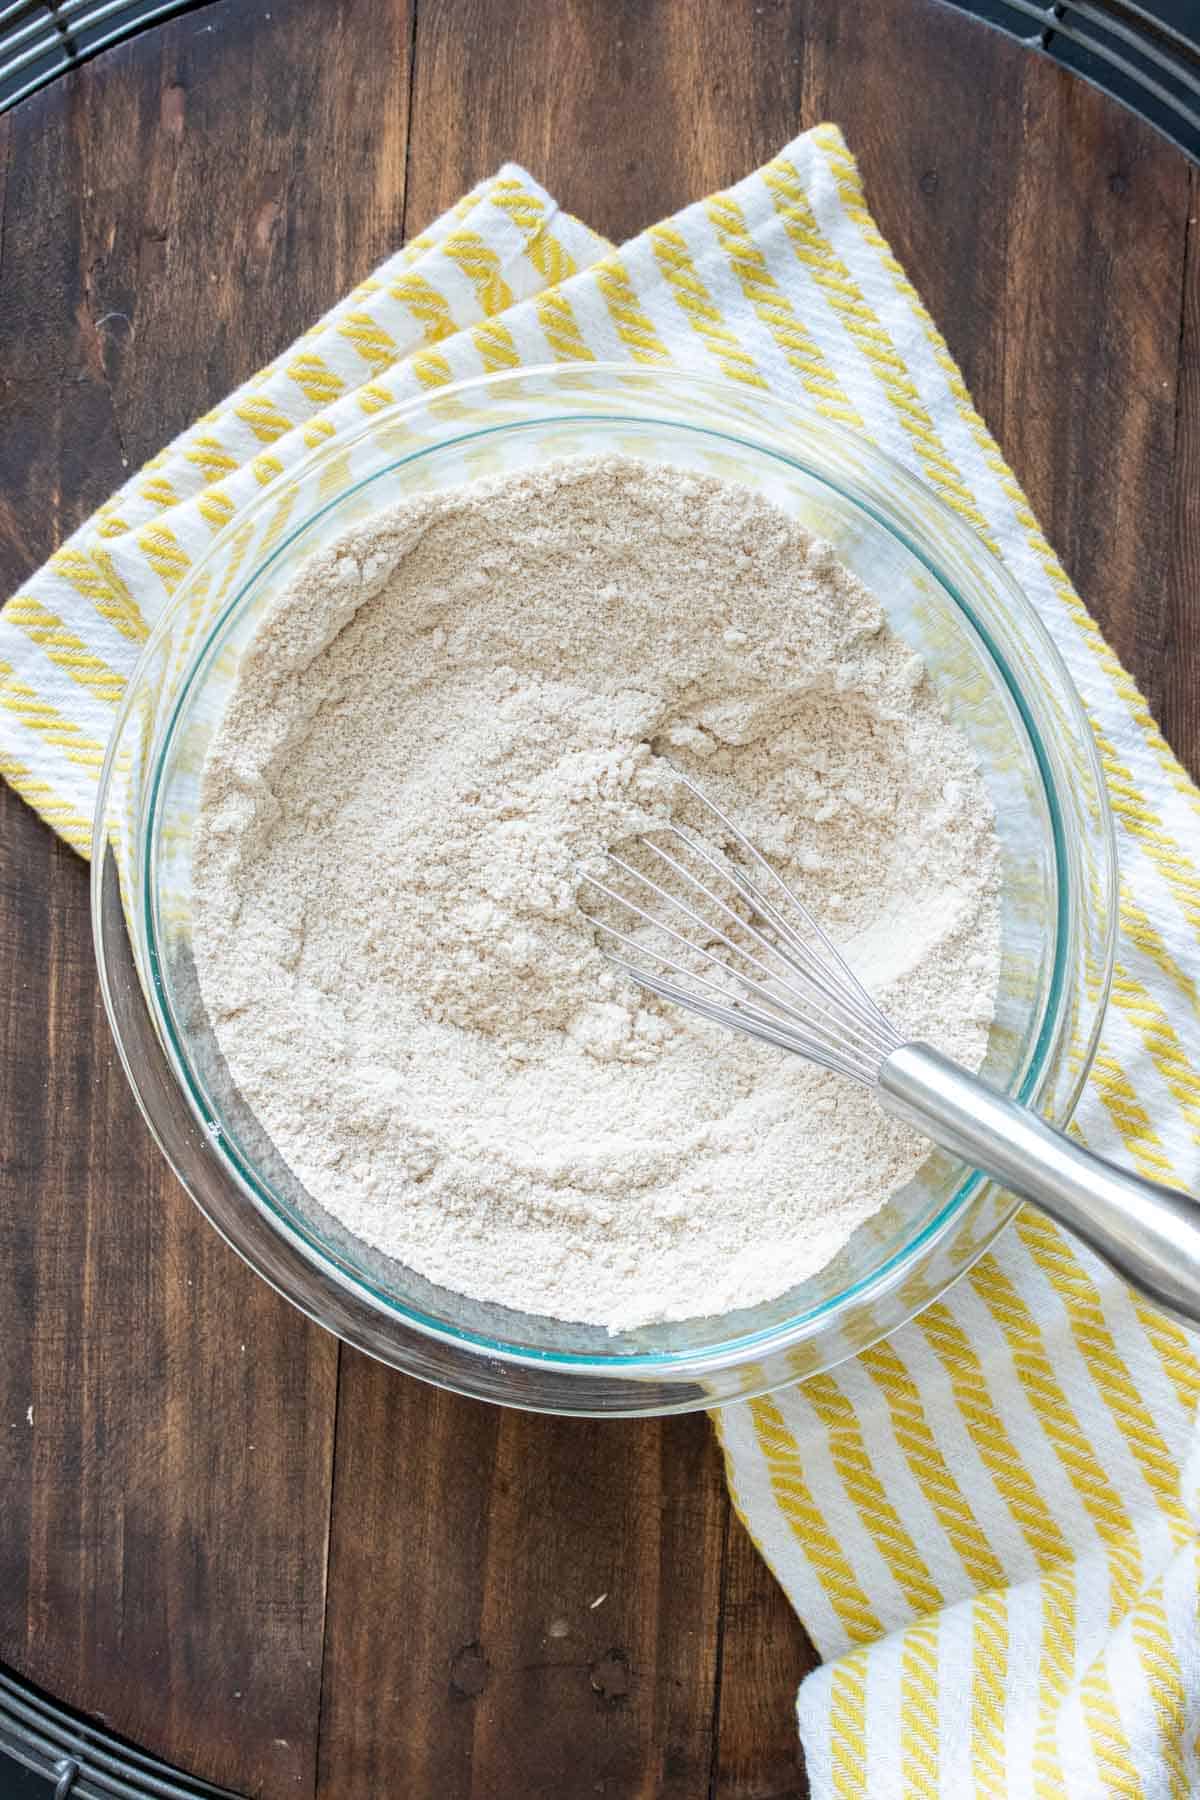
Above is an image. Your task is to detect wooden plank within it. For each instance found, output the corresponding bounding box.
[401,0,803,247]
[710,1512,810,1800]
[0,75,132,590]
[318,1357,728,1799]
[96,0,414,472]
[1162,176,1200,777]
[316,1362,501,1798]
[983,55,1191,719]
[0,0,414,1791]
[0,771,339,1798]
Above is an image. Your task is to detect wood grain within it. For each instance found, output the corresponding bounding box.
[989,64,1191,724]
[0,2,1197,1797]
[402,0,807,245]
[1163,176,1200,778]
[0,783,338,1800]
[318,1367,727,1799]
[710,1512,810,1800]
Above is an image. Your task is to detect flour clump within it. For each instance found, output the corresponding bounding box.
[193,456,1001,1331]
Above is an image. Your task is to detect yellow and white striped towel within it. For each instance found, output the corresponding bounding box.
[4,127,1199,1794]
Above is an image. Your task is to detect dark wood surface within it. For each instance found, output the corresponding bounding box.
[0,3,1195,1796]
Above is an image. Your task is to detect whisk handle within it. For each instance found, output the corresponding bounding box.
[879,1042,1200,1331]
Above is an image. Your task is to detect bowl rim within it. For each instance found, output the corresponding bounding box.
[93,360,1119,1383]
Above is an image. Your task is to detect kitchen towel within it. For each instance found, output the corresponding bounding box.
[3,126,1198,1795]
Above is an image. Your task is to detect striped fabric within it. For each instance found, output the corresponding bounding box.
[3,127,1198,1793]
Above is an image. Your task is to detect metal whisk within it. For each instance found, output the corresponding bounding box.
[580,771,1200,1330]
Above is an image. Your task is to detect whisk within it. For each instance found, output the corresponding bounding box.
[580,770,1200,1330]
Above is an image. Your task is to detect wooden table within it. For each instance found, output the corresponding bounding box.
[0,2,1195,1794]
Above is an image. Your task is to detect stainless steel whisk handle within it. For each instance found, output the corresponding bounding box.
[879,1042,1200,1332]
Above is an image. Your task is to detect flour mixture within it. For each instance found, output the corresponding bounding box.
[193,456,1001,1330]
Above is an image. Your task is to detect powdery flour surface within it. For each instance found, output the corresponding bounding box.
[193,457,1000,1331]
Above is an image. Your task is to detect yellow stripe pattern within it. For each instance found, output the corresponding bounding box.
[899,1618,940,1798]
[533,289,595,362]
[705,191,859,422]
[648,222,767,388]
[442,229,515,317]
[1091,1051,1181,1184]
[592,255,672,363]
[469,316,522,372]
[970,1591,1007,1797]
[1080,1660,1145,1797]
[490,177,580,286]
[387,274,457,345]
[4,597,126,708]
[970,1258,1144,1623]
[1120,883,1199,1016]
[917,1301,1074,1572]
[1131,1297,1200,1416]
[198,487,237,534]
[803,1375,944,1617]
[1016,1209,1192,1540]
[0,749,93,851]
[232,394,295,444]
[334,312,402,372]
[48,547,148,644]
[1130,1586,1189,1800]
[0,662,107,769]
[750,1396,884,1646]
[828,1651,869,1799]
[762,156,995,533]
[185,435,239,482]
[859,1339,1007,1593]
[136,524,191,597]
[1031,1567,1076,1799]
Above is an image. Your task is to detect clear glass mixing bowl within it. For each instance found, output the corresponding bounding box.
[92,365,1117,1415]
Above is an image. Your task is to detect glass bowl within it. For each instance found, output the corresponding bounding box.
[92,364,1117,1415]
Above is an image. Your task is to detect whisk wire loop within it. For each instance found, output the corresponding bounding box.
[669,770,896,1040]
[590,845,890,1071]
[577,768,901,1087]
[659,824,891,1048]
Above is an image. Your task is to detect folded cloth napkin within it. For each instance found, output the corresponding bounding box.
[4,126,1198,1794]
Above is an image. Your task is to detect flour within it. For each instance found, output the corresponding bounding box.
[192,456,1001,1331]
